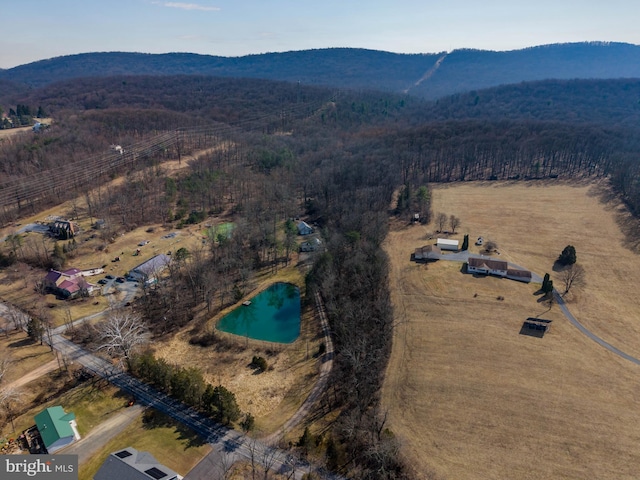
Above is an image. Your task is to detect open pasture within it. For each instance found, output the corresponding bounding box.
[382,181,640,479]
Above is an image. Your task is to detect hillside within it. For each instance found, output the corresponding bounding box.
[2,42,640,100]
[410,42,640,98]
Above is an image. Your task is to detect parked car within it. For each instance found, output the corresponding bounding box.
[116,277,125,283]
[98,279,108,285]
[105,274,114,280]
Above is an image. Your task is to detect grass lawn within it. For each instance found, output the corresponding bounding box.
[3,376,127,442]
[78,409,211,480]
[382,181,640,480]
[0,330,55,384]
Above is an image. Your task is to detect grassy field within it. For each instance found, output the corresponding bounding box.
[153,262,323,437]
[382,181,640,479]
[78,409,211,480]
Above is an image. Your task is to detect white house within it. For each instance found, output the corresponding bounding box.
[467,254,508,276]
[436,238,459,251]
[467,254,532,282]
[297,221,313,236]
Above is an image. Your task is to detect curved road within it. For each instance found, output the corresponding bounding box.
[437,252,640,366]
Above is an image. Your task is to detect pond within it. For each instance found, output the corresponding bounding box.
[216,282,301,343]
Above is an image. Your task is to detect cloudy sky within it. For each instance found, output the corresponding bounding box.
[2,0,636,68]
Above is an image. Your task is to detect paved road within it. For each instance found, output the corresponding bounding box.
[45,332,341,479]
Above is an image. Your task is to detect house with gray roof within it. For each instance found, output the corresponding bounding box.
[127,254,171,285]
[94,447,182,480]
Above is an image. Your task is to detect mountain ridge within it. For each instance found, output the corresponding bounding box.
[1,42,640,100]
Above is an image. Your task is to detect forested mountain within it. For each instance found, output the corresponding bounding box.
[3,72,640,478]
[2,42,640,100]
[423,78,640,128]
[408,42,640,98]
[0,49,441,93]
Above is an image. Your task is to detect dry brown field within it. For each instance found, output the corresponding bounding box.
[382,181,640,480]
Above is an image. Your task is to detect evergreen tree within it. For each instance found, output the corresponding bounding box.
[462,234,469,251]
[27,317,44,344]
[557,245,577,265]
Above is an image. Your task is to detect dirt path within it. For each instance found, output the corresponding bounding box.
[2,358,59,390]
[261,291,335,445]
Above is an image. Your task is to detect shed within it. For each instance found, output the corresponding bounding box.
[297,221,313,236]
[34,406,80,453]
[436,238,459,251]
[413,245,442,261]
[522,317,552,336]
[94,447,182,480]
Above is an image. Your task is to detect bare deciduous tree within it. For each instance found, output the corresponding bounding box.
[0,355,11,385]
[436,212,447,232]
[561,263,585,295]
[97,311,150,369]
[449,215,461,234]
[0,386,21,431]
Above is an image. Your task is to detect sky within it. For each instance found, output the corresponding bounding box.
[1,0,637,69]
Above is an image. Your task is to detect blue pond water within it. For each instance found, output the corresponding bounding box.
[216,283,301,343]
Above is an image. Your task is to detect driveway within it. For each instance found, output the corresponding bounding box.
[437,252,640,365]
[61,404,144,463]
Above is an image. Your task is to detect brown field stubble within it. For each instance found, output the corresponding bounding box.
[382,181,640,480]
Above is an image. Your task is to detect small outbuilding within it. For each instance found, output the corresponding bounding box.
[34,406,80,454]
[297,221,313,236]
[413,245,442,261]
[436,238,459,251]
[521,317,552,337]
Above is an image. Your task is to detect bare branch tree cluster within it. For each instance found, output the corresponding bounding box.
[97,311,150,367]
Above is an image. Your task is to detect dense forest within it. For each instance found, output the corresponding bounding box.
[3,73,640,477]
[3,42,640,99]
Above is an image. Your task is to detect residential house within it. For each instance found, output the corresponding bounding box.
[49,220,77,239]
[94,447,182,480]
[43,268,95,298]
[299,237,322,252]
[297,221,313,236]
[467,254,532,282]
[467,255,508,276]
[34,406,80,453]
[128,254,171,285]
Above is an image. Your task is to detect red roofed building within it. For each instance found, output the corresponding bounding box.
[43,268,95,299]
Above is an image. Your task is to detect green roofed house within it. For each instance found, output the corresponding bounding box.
[34,406,81,453]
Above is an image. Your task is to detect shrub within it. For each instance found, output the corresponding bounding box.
[557,245,577,265]
[251,356,268,373]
